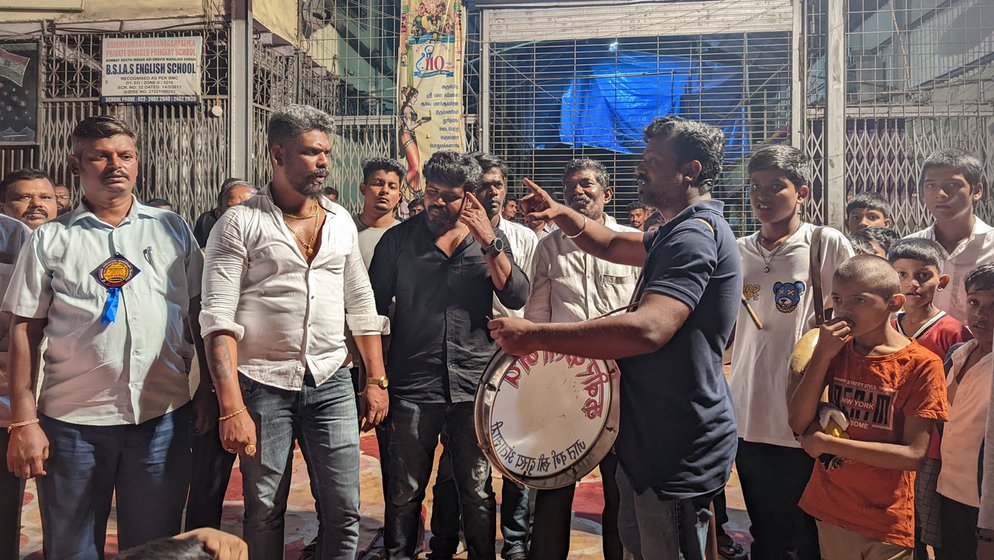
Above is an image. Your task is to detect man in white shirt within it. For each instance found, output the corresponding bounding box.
[200,104,389,560]
[3,115,205,558]
[0,214,31,560]
[0,169,58,230]
[526,158,640,560]
[905,149,994,323]
[429,153,538,560]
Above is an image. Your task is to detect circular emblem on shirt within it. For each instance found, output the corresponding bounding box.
[93,254,141,289]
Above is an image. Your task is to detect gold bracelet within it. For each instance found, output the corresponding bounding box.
[564,215,587,239]
[218,406,247,422]
[7,418,40,433]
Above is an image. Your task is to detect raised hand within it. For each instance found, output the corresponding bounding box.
[520,178,563,222]
[459,192,497,246]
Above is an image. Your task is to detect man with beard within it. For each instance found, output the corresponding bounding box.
[369,151,529,560]
[627,202,648,231]
[3,115,205,557]
[200,104,390,559]
[53,184,73,215]
[0,169,58,229]
[489,116,741,560]
[526,159,640,560]
[428,153,537,560]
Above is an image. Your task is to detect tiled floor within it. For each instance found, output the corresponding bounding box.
[17,431,753,559]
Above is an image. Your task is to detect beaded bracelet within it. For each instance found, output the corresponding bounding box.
[218,406,247,422]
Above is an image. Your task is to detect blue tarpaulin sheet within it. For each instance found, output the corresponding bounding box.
[524,49,750,157]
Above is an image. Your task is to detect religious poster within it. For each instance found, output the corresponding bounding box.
[0,42,40,144]
[101,36,202,103]
[397,0,467,199]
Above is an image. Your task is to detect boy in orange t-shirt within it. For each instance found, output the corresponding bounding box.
[788,255,949,559]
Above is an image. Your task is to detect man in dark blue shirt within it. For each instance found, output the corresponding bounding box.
[369,151,529,560]
[490,116,741,560]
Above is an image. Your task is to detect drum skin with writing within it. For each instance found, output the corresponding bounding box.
[474,350,621,489]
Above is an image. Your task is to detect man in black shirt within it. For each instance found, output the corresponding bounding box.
[490,117,741,560]
[369,151,529,560]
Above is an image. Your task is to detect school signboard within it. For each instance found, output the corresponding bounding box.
[101,36,202,103]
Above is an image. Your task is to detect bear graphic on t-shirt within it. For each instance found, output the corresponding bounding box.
[773,281,806,313]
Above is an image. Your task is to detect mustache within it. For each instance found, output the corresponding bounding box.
[569,195,593,208]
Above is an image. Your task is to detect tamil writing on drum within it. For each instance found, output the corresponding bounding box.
[490,420,588,477]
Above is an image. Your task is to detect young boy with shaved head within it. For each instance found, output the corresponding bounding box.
[788,255,949,560]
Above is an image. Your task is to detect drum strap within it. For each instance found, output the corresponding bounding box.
[627,217,717,314]
[809,226,826,325]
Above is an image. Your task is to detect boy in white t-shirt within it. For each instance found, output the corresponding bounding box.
[905,149,994,324]
[936,264,994,560]
[730,145,854,559]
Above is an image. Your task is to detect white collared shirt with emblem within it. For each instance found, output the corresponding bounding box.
[200,188,389,391]
[0,214,32,427]
[906,216,994,323]
[2,198,203,426]
[524,216,640,324]
[493,216,538,319]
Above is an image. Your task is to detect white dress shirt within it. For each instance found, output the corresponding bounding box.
[938,339,992,508]
[2,198,203,425]
[906,216,994,323]
[493,216,538,319]
[524,216,640,323]
[0,215,32,427]
[200,188,388,390]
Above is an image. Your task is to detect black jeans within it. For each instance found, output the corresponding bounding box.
[529,452,624,560]
[736,440,820,560]
[431,442,530,559]
[185,424,237,530]
[936,496,978,560]
[0,429,25,560]
[385,399,496,559]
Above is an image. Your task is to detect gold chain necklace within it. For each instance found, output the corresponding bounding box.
[283,203,320,257]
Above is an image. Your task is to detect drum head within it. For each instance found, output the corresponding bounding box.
[474,350,620,489]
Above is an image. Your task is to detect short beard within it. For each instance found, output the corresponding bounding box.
[426,209,457,235]
[296,171,328,197]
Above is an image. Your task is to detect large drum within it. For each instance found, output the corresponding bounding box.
[474,350,621,489]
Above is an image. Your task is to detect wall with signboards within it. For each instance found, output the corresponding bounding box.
[0,0,206,23]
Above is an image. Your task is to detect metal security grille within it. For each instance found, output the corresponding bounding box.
[802,0,994,234]
[0,26,231,222]
[481,1,794,235]
[300,1,482,212]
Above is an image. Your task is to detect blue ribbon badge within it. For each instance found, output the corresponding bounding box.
[92,253,141,325]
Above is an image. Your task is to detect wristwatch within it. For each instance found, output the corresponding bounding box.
[481,237,504,256]
[367,375,389,389]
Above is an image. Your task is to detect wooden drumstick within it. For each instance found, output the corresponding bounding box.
[741,297,763,330]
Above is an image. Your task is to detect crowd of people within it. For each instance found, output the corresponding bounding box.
[0,104,992,560]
